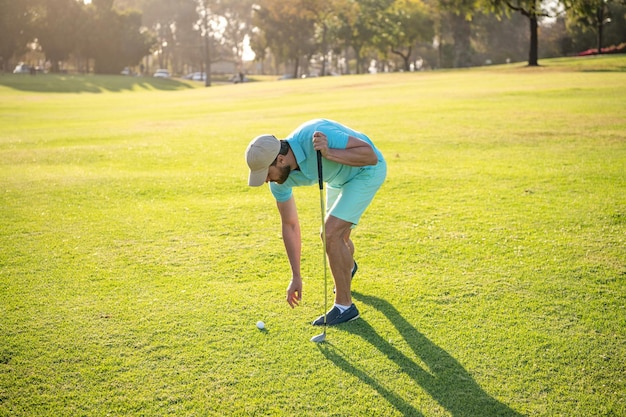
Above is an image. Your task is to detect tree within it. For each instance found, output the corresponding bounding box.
[334,0,394,74]
[472,10,528,64]
[197,0,214,86]
[567,0,626,53]
[252,0,316,77]
[75,4,96,72]
[119,10,155,69]
[490,0,557,66]
[0,0,38,71]
[435,0,483,68]
[89,0,153,73]
[217,0,256,68]
[294,0,354,76]
[143,0,198,73]
[36,0,84,72]
[448,12,472,67]
[379,0,434,71]
[195,0,256,86]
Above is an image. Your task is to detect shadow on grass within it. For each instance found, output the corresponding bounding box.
[581,66,626,72]
[319,292,523,417]
[0,74,194,93]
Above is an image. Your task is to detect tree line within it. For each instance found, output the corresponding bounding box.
[1,0,625,77]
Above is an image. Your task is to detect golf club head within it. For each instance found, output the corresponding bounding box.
[310,331,326,343]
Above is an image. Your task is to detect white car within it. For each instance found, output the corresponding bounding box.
[182,72,206,81]
[13,64,32,74]
[153,69,170,78]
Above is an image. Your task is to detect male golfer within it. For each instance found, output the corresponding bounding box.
[245,119,386,325]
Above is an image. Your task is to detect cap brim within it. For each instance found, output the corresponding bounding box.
[248,167,269,187]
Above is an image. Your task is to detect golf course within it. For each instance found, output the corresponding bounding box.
[1,55,624,416]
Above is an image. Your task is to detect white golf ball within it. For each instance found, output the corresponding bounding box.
[256,321,265,330]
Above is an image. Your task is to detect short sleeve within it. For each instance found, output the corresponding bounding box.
[324,124,350,150]
[269,182,293,202]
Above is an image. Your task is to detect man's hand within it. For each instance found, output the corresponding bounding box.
[286,278,302,308]
[313,131,378,166]
[312,131,328,158]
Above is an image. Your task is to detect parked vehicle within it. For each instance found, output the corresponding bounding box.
[13,64,32,74]
[153,69,170,78]
[183,72,206,81]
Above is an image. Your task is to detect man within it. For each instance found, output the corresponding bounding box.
[245,119,386,326]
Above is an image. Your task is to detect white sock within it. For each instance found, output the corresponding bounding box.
[334,303,351,313]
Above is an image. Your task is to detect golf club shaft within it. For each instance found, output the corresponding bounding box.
[317,151,327,331]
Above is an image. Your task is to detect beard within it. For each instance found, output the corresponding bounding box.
[275,165,291,184]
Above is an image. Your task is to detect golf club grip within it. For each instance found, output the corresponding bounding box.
[316,150,323,190]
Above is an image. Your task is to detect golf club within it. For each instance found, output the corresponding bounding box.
[311,150,327,343]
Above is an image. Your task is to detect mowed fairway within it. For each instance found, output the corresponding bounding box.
[1,56,625,416]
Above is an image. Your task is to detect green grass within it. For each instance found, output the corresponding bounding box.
[1,56,625,416]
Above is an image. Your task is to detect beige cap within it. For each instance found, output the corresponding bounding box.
[245,134,281,186]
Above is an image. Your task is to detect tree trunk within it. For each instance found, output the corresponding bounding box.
[353,45,362,74]
[204,32,211,87]
[321,24,327,76]
[201,3,211,87]
[528,14,538,66]
[451,13,471,68]
[391,48,411,71]
[293,56,300,79]
[597,6,604,54]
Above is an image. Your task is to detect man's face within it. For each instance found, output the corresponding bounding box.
[266,163,291,184]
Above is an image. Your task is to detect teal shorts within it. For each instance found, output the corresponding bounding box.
[326,160,387,225]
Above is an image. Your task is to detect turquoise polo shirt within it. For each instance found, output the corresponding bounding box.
[269,119,384,202]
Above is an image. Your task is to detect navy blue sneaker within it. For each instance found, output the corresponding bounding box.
[333,261,358,294]
[312,303,360,326]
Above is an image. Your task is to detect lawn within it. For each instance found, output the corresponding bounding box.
[0,56,625,416]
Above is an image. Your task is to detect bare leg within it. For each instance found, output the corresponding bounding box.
[346,232,354,259]
[324,215,354,306]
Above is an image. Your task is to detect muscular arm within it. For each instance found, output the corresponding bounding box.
[314,133,378,166]
[277,196,302,307]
